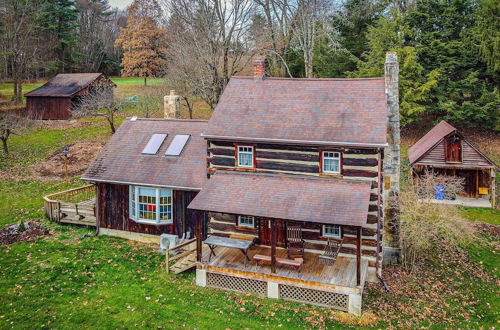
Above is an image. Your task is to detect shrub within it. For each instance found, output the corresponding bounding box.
[397,172,481,272]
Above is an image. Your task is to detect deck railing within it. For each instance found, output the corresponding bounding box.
[43,184,96,222]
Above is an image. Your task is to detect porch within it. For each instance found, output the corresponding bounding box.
[196,244,368,315]
[424,196,492,208]
[200,244,368,289]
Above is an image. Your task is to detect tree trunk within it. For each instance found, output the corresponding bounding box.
[183,96,193,119]
[107,112,116,133]
[144,77,147,86]
[1,135,9,154]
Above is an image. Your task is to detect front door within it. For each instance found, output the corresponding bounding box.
[258,218,286,247]
[456,170,477,198]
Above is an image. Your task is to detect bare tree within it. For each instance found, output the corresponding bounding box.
[72,86,121,133]
[253,0,297,76]
[0,0,39,103]
[165,0,256,110]
[0,111,33,154]
[293,0,340,77]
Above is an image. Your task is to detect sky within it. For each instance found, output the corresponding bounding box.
[108,0,133,9]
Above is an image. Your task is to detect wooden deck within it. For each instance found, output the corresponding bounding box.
[200,245,368,290]
[44,185,96,226]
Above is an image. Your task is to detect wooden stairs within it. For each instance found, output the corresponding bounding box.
[165,238,197,274]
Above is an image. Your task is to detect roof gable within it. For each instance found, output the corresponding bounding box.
[82,119,209,189]
[408,120,457,164]
[409,120,497,168]
[204,77,388,147]
[25,73,114,97]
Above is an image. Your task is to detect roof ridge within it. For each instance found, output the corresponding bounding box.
[215,170,371,184]
[130,118,209,122]
[231,76,384,81]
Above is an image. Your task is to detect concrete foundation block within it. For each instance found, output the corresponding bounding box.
[267,281,279,299]
[196,269,207,287]
[348,294,362,316]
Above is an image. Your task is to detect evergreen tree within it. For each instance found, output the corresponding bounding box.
[355,0,499,130]
[39,0,80,73]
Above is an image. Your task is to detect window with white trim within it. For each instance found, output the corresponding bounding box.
[129,186,172,224]
[238,215,255,228]
[237,146,254,167]
[323,224,341,238]
[322,151,341,174]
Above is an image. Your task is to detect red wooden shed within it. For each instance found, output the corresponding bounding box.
[25,73,115,120]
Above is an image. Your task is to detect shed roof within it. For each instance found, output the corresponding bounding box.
[408,120,456,164]
[188,171,371,226]
[203,76,388,147]
[25,73,113,97]
[82,118,208,190]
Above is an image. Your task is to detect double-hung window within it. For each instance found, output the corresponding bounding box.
[129,186,173,224]
[322,151,341,174]
[237,146,254,168]
[323,224,341,238]
[238,215,255,228]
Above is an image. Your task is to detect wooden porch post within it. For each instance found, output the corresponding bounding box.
[356,226,361,286]
[271,219,277,274]
[195,211,202,262]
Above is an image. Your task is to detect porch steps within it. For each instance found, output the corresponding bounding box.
[170,253,197,274]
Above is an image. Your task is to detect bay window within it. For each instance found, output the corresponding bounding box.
[129,186,172,224]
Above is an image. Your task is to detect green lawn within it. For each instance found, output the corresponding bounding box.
[0,90,497,327]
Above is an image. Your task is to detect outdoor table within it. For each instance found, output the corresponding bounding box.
[203,235,254,266]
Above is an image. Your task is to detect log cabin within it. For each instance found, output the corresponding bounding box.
[25,73,115,120]
[409,120,498,207]
[81,53,401,315]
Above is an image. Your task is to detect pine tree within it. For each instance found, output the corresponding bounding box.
[38,0,80,72]
[114,0,167,86]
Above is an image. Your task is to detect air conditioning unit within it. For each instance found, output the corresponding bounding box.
[160,234,179,250]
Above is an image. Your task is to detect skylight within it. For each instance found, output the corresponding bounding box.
[165,134,190,156]
[142,133,168,155]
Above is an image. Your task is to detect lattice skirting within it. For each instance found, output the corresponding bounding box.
[206,272,267,296]
[279,284,349,311]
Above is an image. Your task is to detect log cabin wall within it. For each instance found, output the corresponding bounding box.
[207,212,259,240]
[206,140,383,269]
[96,183,198,237]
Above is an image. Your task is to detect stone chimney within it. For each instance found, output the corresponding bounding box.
[164,90,181,119]
[383,52,401,264]
[253,59,268,80]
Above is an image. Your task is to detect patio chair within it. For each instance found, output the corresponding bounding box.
[287,225,304,259]
[319,238,343,265]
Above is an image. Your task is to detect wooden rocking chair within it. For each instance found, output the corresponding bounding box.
[319,238,343,265]
[287,226,304,259]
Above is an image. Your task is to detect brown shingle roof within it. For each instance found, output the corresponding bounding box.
[188,171,371,226]
[408,120,456,164]
[82,118,208,190]
[25,73,113,97]
[203,76,388,147]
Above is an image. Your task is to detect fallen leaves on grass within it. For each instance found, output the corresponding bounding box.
[364,247,495,328]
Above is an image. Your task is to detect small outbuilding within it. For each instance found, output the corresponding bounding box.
[409,120,498,207]
[25,73,116,120]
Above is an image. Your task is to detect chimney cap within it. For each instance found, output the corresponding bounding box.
[385,52,398,63]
